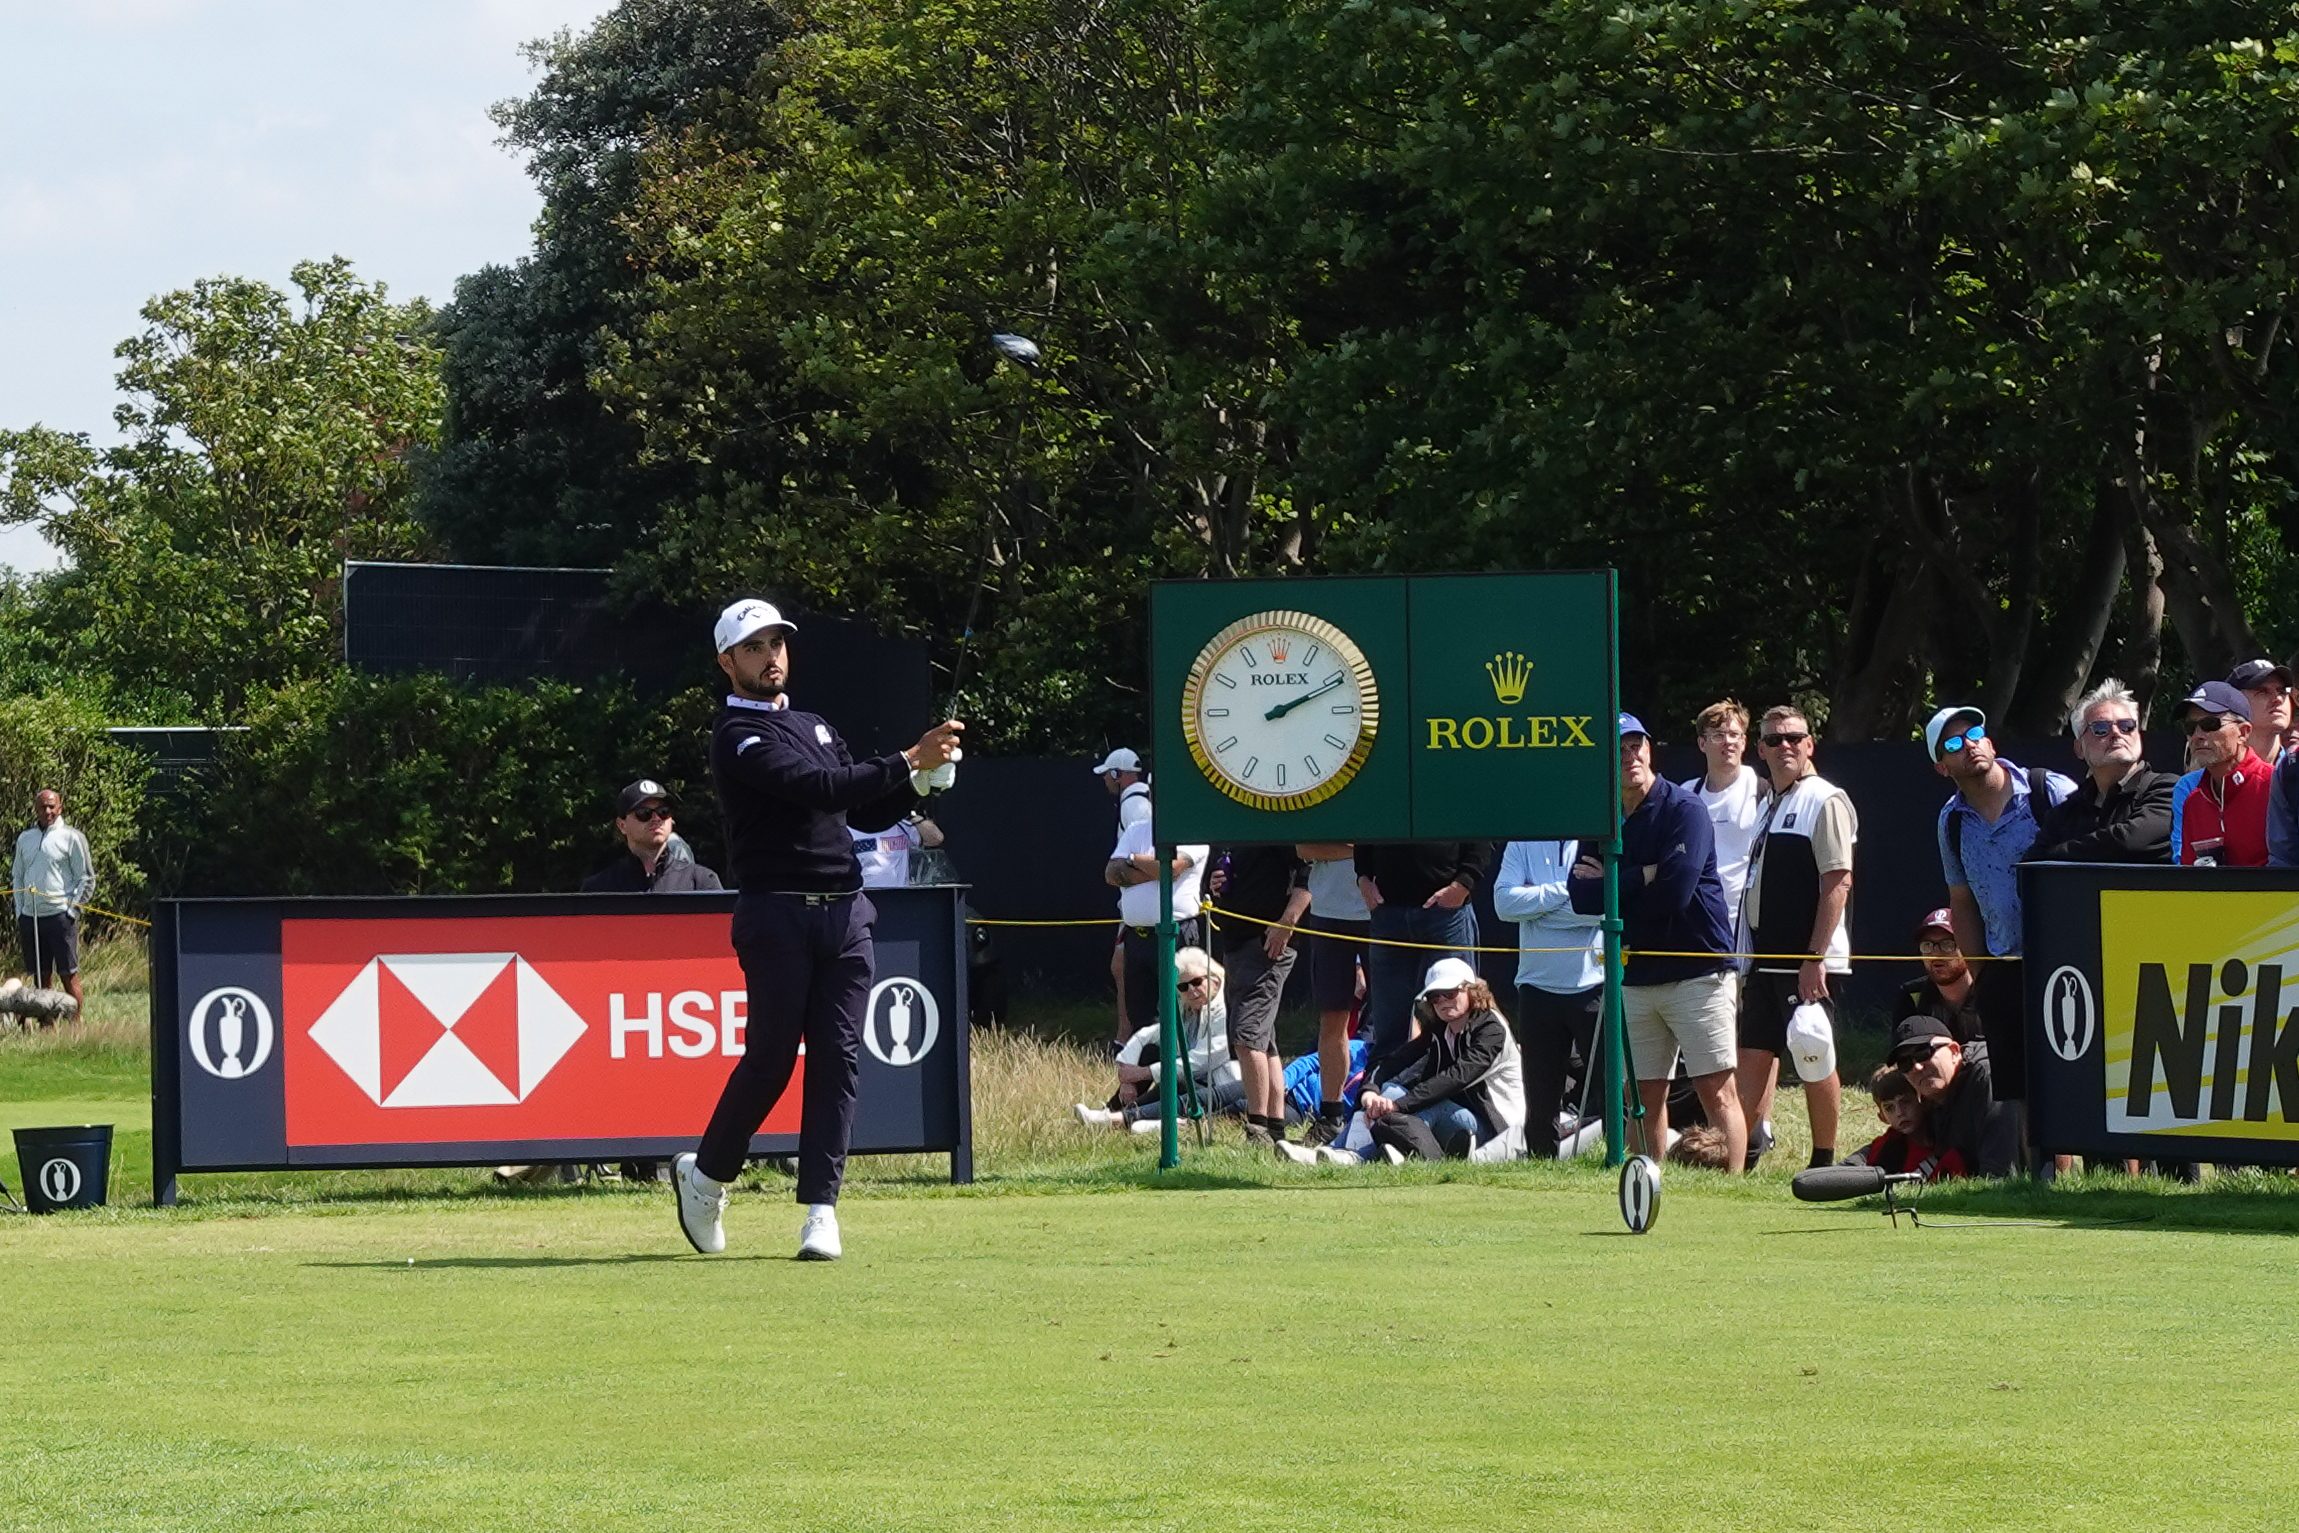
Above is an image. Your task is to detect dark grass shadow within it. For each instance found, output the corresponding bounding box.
[308,1253,770,1269]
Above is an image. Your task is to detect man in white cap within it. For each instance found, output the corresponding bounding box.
[1092,747,1151,1043]
[673,598,964,1260]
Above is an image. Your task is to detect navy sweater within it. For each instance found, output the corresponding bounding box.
[1568,776,1733,985]
[709,697,918,894]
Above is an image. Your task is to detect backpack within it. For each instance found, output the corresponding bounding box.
[1946,766,2052,864]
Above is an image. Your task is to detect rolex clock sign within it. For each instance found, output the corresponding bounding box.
[1151,573,1617,844]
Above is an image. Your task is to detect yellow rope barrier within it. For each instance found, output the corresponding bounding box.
[1093,900,2010,965]
[0,887,151,928]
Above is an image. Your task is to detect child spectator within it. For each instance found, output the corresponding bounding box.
[1844,1065,1967,1181]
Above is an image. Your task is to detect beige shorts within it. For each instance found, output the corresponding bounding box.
[1622,971,1738,1081]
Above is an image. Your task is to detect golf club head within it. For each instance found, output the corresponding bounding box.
[1791,1164,1897,1202]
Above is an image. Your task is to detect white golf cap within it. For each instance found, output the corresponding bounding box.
[714,598,796,653]
[1418,957,1480,997]
[1091,748,1142,775]
[1786,1002,1837,1083]
[1922,704,1985,761]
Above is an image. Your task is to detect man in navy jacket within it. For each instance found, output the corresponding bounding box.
[673,598,964,1261]
[1570,714,1748,1172]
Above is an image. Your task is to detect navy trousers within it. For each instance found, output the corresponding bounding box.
[696,892,875,1203]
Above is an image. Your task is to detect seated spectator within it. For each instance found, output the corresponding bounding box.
[2170,681,2271,866]
[1893,909,1981,1043]
[581,780,724,892]
[1306,958,1526,1165]
[1844,1065,1967,1181]
[1889,1017,2020,1177]
[1074,947,1243,1133]
[1665,1123,1732,1170]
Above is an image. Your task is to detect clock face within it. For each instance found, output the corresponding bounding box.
[1181,609,1380,811]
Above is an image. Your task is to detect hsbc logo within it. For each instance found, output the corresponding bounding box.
[308,953,587,1108]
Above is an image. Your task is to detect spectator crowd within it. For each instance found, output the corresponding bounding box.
[1073,659,2299,1180]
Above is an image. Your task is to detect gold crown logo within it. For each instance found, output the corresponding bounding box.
[1486,650,1532,705]
[1269,637,1290,663]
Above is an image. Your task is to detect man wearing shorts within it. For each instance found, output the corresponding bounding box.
[1736,706,1854,1170]
[1569,714,1747,1171]
[1295,842,1369,1147]
[1210,844,1309,1149]
[12,789,94,1013]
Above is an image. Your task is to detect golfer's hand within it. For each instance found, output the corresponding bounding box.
[1262,922,1292,961]
[1798,959,1829,1004]
[908,719,965,771]
[1424,882,1470,910]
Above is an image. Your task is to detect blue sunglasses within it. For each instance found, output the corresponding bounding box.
[1940,726,1987,753]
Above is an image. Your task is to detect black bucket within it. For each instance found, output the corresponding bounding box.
[14,1125,112,1213]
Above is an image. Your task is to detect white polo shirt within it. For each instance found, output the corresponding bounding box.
[1112,817,1206,927]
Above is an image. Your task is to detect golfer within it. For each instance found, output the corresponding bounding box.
[674,598,964,1260]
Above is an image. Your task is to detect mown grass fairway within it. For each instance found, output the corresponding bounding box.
[5,1169,2299,1531]
[5,960,2299,1529]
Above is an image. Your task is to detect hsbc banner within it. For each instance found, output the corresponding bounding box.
[151,889,972,1201]
[2023,863,2299,1165]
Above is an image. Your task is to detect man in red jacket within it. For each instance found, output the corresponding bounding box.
[2172,681,2272,867]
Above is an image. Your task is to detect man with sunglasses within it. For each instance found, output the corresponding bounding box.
[1929,704,2076,1103]
[1735,706,1854,1170]
[2168,681,2271,867]
[2022,679,2173,867]
[1890,1016,2020,1177]
[582,780,725,892]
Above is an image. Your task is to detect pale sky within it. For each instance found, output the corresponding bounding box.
[0,0,619,572]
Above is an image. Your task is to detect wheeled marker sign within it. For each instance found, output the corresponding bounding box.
[2023,863,2299,1165]
[150,888,973,1204]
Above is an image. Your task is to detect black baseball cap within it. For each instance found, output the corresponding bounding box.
[615,779,673,816]
[1889,1016,1954,1065]
[2228,659,2295,692]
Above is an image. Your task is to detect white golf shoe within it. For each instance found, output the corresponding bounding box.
[797,1203,842,1261]
[672,1153,726,1255]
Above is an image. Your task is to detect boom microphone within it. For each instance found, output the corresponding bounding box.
[1791,1164,1921,1202]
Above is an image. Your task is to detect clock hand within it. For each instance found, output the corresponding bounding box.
[1264,674,1345,721]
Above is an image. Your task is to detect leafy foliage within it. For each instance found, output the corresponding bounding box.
[168,672,718,897]
[0,259,442,718]
[0,693,150,924]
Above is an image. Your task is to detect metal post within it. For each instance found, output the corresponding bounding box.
[1156,844,1181,1170]
[1602,571,1629,1168]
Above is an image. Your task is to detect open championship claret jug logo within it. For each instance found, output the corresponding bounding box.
[188,986,277,1080]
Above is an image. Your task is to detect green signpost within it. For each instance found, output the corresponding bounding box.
[1146,572,1627,1170]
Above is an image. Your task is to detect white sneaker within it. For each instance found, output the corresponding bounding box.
[1128,1118,1161,1136]
[1313,1146,1362,1166]
[1074,1103,1121,1128]
[1272,1139,1318,1165]
[1381,1144,1407,1165]
[672,1152,726,1255]
[797,1203,842,1261]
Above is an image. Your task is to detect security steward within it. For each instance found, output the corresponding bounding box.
[581,780,724,892]
[674,598,963,1261]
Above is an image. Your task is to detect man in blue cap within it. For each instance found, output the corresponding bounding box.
[1569,713,1747,1171]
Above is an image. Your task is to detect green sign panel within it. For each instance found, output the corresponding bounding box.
[1148,572,1617,844]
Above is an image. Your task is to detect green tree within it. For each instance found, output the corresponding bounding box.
[0,258,443,718]
[420,0,795,567]
[593,0,1300,750]
[1196,0,2299,735]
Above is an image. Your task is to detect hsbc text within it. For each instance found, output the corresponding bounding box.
[611,991,749,1059]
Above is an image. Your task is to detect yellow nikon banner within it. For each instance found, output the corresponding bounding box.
[2024,864,2299,1162]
